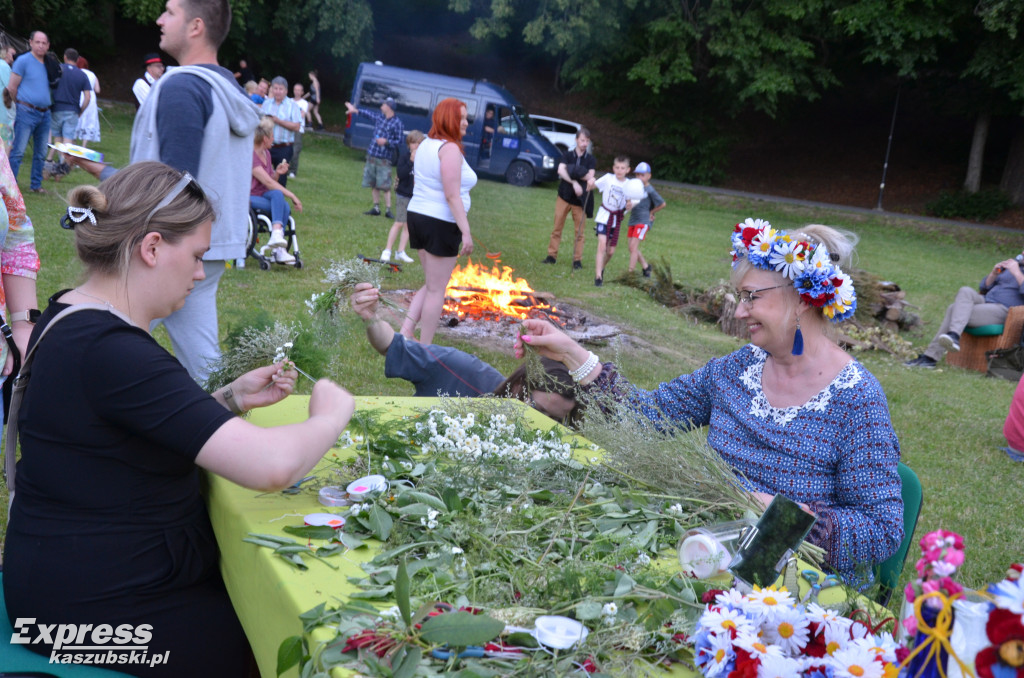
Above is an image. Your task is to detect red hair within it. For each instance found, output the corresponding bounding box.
[428,97,466,153]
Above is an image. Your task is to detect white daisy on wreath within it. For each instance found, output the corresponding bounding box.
[762,605,810,655]
[990,577,1024,615]
[826,645,884,678]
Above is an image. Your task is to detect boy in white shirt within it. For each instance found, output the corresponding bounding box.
[592,156,632,286]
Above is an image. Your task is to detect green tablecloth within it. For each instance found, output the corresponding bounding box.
[207,395,850,677]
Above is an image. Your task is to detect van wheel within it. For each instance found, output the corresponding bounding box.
[505,161,534,187]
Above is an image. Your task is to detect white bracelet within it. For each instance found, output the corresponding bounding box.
[570,351,600,383]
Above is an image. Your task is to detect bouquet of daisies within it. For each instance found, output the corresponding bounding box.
[692,585,900,678]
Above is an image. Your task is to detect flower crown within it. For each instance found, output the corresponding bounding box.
[730,218,856,323]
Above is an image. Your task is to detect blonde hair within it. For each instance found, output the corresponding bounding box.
[67,162,214,276]
[244,80,257,94]
[406,129,425,145]
[255,116,275,144]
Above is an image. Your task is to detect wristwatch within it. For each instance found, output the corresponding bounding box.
[10,309,40,325]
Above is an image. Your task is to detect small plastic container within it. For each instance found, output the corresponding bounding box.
[318,486,351,507]
[346,474,388,501]
[303,513,346,529]
[678,518,755,579]
[533,615,589,649]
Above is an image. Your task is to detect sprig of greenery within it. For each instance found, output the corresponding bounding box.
[203,320,298,392]
[306,257,406,318]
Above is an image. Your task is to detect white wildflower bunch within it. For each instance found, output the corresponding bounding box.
[415,409,572,463]
[311,258,405,317]
[203,321,299,391]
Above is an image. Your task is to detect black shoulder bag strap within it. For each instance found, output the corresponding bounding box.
[2,304,133,521]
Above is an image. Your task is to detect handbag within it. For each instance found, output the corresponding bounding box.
[3,304,132,521]
[986,344,1024,382]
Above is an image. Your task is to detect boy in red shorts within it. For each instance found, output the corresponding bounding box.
[626,161,666,277]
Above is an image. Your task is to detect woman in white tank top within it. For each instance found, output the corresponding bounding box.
[400,98,477,345]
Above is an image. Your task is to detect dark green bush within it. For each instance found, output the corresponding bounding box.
[926,189,1012,221]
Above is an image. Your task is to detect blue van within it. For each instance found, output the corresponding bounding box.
[344,62,560,186]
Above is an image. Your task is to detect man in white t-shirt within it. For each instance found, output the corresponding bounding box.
[290,82,311,178]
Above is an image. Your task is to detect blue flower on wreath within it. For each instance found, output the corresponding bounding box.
[795,267,835,306]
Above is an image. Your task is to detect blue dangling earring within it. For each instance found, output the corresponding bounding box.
[792,315,804,356]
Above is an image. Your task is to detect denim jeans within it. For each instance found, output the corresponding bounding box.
[50,109,79,139]
[250,190,291,228]
[10,104,51,190]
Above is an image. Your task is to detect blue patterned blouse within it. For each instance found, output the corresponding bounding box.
[589,344,903,585]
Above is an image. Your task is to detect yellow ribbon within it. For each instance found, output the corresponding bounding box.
[899,590,975,678]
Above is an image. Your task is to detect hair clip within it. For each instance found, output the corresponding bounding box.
[63,205,96,230]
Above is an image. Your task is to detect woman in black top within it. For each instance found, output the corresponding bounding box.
[3,162,354,677]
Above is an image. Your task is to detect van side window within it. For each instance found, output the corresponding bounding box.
[359,80,431,117]
[496,106,517,136]
[437,95,477,123]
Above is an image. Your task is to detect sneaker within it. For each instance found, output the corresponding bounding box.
[288,172,296,179]
[364,205,381,216]
[384,209,394,220]
[572,260,583,270]
[267,230,288,249]
[273,248,296,264]
[642,264,653,278]
[395,251,415,263]
[595,277,603,287]
[938,332,961,353]
[904,355,937,369]
[380,249,392,262]
[542,255,557,264]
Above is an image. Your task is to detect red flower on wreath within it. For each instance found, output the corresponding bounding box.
[976,608,1024,678]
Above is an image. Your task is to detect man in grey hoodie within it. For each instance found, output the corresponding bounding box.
[74,0,260,383]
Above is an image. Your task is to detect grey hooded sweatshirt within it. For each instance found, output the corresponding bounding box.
[130,64,261,262]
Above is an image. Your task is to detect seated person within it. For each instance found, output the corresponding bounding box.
[351,282,581,427]
[516,220,903,587]
[3,162,354,675]
[905,248,1024,368]
[251,116,302,264]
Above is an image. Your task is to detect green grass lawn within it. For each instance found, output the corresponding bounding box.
[11,103,1024,598]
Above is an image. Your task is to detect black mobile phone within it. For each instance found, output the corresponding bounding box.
[728,494,816,588]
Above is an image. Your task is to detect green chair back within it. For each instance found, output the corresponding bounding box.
[0,572,132,677]
[875,462,923,604]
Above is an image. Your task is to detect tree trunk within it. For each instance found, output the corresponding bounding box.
[963,111,990,194]
[1001,118,1024,206]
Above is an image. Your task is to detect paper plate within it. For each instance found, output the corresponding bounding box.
[47,142,107,164]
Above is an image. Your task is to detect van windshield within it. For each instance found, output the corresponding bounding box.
[514,106,541,136]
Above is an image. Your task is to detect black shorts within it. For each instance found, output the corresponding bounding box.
[408,211,462,257]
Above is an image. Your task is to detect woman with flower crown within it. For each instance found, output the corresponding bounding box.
[515,219,903,587]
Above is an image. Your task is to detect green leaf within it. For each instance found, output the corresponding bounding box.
[366,506,394,541]
[243,536,290,549]
[278,552,308,570]
[418,611,505,646]
[284,525,340,540]
[275,544,313,555]
[404,491,447,512]
[614,573,637,597]
[350,586,395,599]
[505,631,539,648]
[442,487,463,512]
[276,635,304,676]
[247,532,296,545]
[315,544,343,557]
[398,503,432,517]
[396,559,412,629]
[575,600,603,620]
[392,645,421,678]
[528,489,555,502]
[337,532,365,550]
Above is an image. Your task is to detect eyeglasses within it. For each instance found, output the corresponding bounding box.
[737,284,789,307]
[144,171,202,227]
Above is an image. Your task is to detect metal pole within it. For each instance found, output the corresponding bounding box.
[876,86,901,211]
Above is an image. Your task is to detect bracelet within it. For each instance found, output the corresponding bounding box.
[570,351,599,383]
[222,386,246,416]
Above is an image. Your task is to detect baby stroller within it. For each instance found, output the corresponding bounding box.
[246,207,302,270]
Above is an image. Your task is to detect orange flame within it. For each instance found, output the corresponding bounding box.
[444,258,556,320]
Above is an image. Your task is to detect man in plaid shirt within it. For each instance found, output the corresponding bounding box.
[345,96,404,218]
